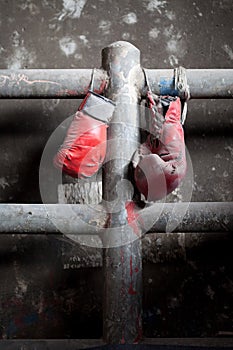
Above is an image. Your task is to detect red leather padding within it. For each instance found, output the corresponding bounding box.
[54,111,108,178]
[134,97,187,201]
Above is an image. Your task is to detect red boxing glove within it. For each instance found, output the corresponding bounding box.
[134,96,186,201]
[54,91,114,178]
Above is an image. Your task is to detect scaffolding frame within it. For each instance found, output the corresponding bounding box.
[0,41,232,346]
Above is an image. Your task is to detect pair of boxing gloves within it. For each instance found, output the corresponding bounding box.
[54,90,186,201]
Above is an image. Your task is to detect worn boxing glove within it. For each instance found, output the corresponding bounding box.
[134,96,186,201]
[54,91,115,178]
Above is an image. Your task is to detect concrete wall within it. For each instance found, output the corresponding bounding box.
[0,0,232,339]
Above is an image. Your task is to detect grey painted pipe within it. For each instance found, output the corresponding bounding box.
[0,68,232,99]
[102,41,143,344]
[0,202,232,234]
[0,68,108,98]
[145,68,233,99]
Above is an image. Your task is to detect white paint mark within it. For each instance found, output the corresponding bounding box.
[170,187,182,202]
[122,12,137,24]
[164,25,186,58]
[14,261,28,297]
[165,10,176,20]
[167,39,179,53]
[98,20,111,34]
[42,99,60,116]
[0,177,10,190]
[59,37,77,56]
[29,2,40,15]
[0,45,5,55]
[168,54,179,67]
[122,32,131,40]
[74,53,83,60]
[7,47,36,69]
[225,145,233,157]
[11,30,21,47]
[17,278,28,294]
[79,34,88,45]
[223,44,233,60]
[19,1,40,15]
[49,23,57,29]
[206,285,215,300]
[149,27,160,40]
[145,0,167,13]
[57,0,87,20]
[164,24,173,37]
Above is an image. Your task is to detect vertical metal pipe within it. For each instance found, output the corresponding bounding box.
[102,42,144,343]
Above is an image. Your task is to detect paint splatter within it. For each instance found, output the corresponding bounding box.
[98,20,111,34]
[14,261,28,297]
[145,0,167,13]
[225,145,233,157]
[165,10,176,20]
[18,1,40,15]
[0,45,5,55]
[42,99,60,116]
[0,177,10,190]
[7,47,36,69]
[11,30,22,47]
[122,12,137,25]
[149,27,160,40]
[122,32,131,40]
[168,54,179,67]
[74,53,83,60]
[167,39,180,53]
[222,44,233,60]
[164,24,186,58]
[59,37,77,56]
[79,35,89,45]
[206,285,215,300]
[57,0,87,20]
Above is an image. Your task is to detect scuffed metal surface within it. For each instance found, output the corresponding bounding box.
[0,69,107,98]
[102,41,143,344]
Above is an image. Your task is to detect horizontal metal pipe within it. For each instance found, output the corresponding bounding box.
[0,69,108,98]
[146,69,233,99]
[0,203,106,234]
[143,201,233,233]
[0,202,232,234]
[0,69,232,99]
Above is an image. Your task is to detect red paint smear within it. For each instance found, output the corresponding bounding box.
[56,80,107,97]
[130,255,133,277]
[121,334,126,344]
[94,80,107,94]
[133,314,143,344]
[125,201,141,236]
[135,267,139,273]
[56,89,80,96]
[128,255,137,295]
[128,282,137,295]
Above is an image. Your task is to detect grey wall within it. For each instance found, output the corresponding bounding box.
[0,0,232,340]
